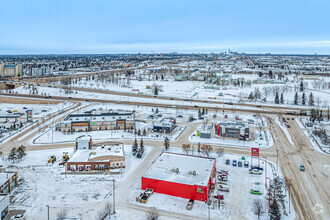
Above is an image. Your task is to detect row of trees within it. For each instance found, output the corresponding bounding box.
[132,138,145,158]
[293,92,315,106]
[8,145,27,162]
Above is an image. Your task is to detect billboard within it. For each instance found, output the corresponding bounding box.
[251,148,259,157]
[26,110,33,122]
[117,120,125,125]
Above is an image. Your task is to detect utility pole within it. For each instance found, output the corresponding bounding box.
[112,179,116,214]
[276,149,279,171]
[46,205,49,220]
[288,179,292,213]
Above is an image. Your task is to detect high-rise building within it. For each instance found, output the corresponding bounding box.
[0,64,23,77]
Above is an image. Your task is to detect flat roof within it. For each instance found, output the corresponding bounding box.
[69,145,124,163]
[154,118,175,127]
[143,153,215,186]
[0,172,16,185]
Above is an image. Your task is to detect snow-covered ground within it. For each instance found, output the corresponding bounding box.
[3,146,152,219]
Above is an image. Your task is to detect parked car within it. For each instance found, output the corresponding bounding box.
[250,189,262,195]
[213,195,224,200]
[186,199,194,210]
[10,214,25,220]
[256,105,261,108]
[249,169,262,174]
[23,107,27,109]
[218,184,229,192]
[178,115,183,118]
[244,161,249,168]
[300,164,305,171]
[68,97,73,99]
[225,159,230,165]
[220,169,228,175]
[285,122,290,128]
[291,117,294,120]
[194,105,199,108]
[85,99,90,102]
[232,160,237,167]
[169,98,174,100]
[238,161,242,167]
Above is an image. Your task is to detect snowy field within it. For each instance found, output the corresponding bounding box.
[52,74,330,108]
[3,146,152,220]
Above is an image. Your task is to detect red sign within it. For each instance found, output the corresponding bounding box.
[251,148,259,157]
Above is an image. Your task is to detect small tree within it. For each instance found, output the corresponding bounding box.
[17,145,27,161]
[132,138,138,153]
[197,142,201,153]
[308,92,314,106]
[145,207,160,220]
[216,147,224,157]
[182,144,191,154]
[300,81,304,92]
[56,208,68,220]
[301,92,306,105]
[280,93,284,104]
[201,145,212,157]
[164,137,170,151]
[143,128,147,136]
[294,92,298,105]
[140,139,145,155]
[248,91,254,101]
[252,199,265,219]
[198,109,201,118]
[275,91,279,104]
[137,129,141,136]
[8,147,17,163]
[269,199,281,220]
[105,202,112,219]
[155,108,159,114]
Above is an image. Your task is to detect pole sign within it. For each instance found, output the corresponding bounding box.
[251,148,259,157]
[26,110,33,122]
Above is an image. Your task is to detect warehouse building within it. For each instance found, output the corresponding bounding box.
[153,118,176,134]
[0,172,18,194]
[58,112,135,133]
[67,140,125,172]
[141,152,216,201]
[215,121,249,139]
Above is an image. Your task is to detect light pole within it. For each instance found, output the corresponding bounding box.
[112,179,116,214]
[46,205,49,220]
[207,199,211,220]
[287,179,292,214]
[276,149,279,171]
[266,177,271,213]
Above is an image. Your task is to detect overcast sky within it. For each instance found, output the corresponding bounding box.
[1,0,329,54]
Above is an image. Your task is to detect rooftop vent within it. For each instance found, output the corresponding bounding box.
[188,170,197,176]
[171,168,179,173]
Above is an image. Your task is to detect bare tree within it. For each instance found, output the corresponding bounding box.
[182,144,191,154]
[56,208,68,220]
[105,202,112,219]
[216,147,224,157]
[252,199,265,219]
[201,145,213,157]
[145,207,160,220]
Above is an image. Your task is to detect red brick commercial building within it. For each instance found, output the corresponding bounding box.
[141,152,216,202]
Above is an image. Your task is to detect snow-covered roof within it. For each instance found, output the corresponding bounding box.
[69,145,125,162]
[154,118,176,127]
[143,153,215,186]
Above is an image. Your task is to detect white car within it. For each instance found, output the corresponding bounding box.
[10,214,25,220]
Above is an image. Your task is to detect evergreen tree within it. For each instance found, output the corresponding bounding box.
[197,142,201,153]
[143,128,147,136]
[280,93,284,104]
[132,138,138,153]
[8,147,17,163]
[275,91,279,104]
[269,199,281,220]
[248,92,254,101]
[198,109,201,118]
[17,145,27,161]
[155,108,159,114]
[302,93,306,105]
[164,137,170,151]
[202,108,205,115]
[206,108,208,114]
[294,92,298,105]
[137,129,141,136]
[308,92,314,106]
[154,86,158,95]
[300,81,304,92]
[139,139,145,155]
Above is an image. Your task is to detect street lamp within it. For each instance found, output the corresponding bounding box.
[112,179,116,214]
[266,177,271,213]
[207,199,212,220]
[46,205,49,220]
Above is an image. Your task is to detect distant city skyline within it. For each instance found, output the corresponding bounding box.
[1,0,329,54]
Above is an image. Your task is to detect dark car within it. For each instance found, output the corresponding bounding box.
[256,105,261,107]
[225,159,230,165]
[194,105,199,108]
[178,115,183,118]
[300,164,305,171]
[238,161,242,167]
[68,97,73,99]
[23,107,27,109]
[170,98,174,100]
[85,99,90,102]
[45,96,50,99]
